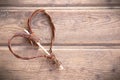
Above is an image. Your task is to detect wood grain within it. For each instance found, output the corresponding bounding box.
[0,0,120,7]
[0,10,120,45]
[0,0,120,80]
[0,47,120,80]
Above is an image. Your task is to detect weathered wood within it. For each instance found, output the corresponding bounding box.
[0,47,120,80]
[0,0,120,80]
[0,0,120,7]
[0,9,120,45]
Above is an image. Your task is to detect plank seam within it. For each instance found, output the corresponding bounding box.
[0,7,120,10]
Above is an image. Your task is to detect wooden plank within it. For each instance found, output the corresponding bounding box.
[0,9,120,45]
[0,0,120,7]
[0,47,120,80]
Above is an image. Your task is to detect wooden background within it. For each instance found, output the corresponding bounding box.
[0,0,120,80]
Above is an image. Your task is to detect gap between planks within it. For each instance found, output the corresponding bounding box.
[0,7,120,11]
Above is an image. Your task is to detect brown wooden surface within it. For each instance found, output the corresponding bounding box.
[0,46,120,80]
[0,9,120,80]
[0,0,120,80]
[0,9,120,45]
[0,0,120,7]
